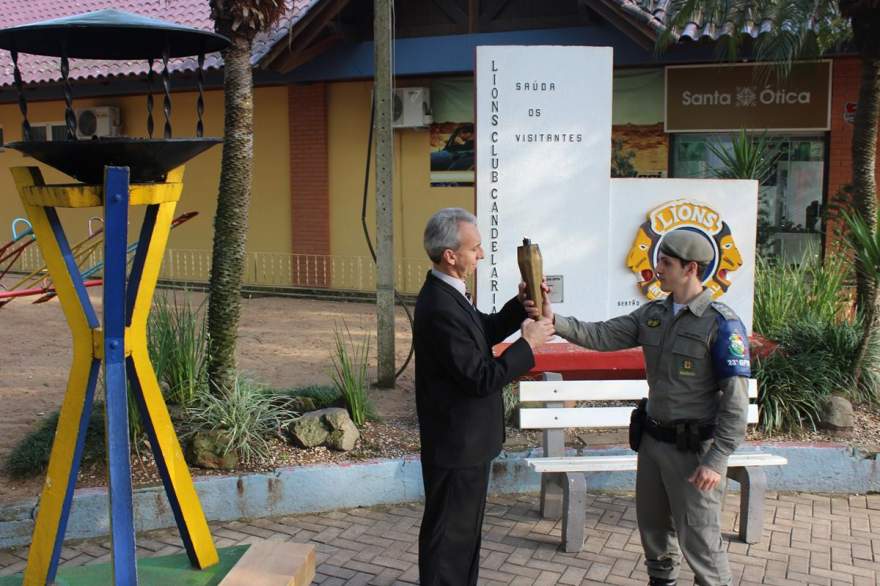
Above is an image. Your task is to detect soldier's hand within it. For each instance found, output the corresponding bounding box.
[521,317,555,350]
[688,465,721,492]
[540,278,554,321]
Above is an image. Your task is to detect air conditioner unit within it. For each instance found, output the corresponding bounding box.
[392,87,432,128]
[75,106,121,139]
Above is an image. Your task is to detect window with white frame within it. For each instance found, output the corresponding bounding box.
[29,122,68,142]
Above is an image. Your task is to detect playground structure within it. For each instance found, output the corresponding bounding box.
[0,211,198,308]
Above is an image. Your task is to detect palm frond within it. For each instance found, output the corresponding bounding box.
[660,0,851,66]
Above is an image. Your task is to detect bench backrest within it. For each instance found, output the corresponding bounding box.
[519,375,758,430]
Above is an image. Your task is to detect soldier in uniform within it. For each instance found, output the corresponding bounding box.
[540,229,750,586]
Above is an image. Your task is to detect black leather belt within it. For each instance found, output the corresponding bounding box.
[644,417,715,452]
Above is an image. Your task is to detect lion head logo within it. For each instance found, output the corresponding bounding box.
[626,199,742,301]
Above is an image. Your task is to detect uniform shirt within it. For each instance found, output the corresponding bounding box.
[554,288,750,473]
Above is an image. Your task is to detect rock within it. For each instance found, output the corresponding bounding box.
[189,431,239,470]
[288,412,330,448]
[286,407,361,451]
[820,395,854,434]
[321,407,354,430]
[325,415,360,451]
[289,396,317,413]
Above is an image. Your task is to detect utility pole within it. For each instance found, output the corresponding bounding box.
[374,0,395,388]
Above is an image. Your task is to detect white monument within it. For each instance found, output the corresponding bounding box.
[475,46,758,334]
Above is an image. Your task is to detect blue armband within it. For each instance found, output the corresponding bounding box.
[711,315,751,378]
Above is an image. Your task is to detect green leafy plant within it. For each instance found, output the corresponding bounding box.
[184,376,298,465]
[707,130,780,184]
[273,385,342,411]
[752,245,880,430]
[329,322,373,427]
[148,292,209,406]
[842,208,880,392]
[753,250,847,341]
[755,321,863,432]
[4,406,106,479]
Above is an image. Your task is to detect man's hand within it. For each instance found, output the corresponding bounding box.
[688,465,721,492]
[521,317,555,350]
[520,279,554,321]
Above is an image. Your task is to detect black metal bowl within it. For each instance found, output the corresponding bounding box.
[5,137,222,185]
[0,9,229,59]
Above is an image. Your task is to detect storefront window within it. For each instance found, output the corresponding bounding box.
[672,133,825,260]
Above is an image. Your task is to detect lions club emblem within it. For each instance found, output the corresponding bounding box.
[626,199,743,300]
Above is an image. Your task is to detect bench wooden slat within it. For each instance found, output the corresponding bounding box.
[527,452,788,473]
[520,404,759,429]
[519,379,758,401]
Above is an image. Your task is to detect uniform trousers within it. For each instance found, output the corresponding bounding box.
[418,460,492,586]
[637,434,732,586]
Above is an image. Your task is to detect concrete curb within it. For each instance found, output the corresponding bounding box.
[1,442,877,549]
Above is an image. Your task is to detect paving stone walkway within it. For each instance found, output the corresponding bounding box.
[1,491,878,585]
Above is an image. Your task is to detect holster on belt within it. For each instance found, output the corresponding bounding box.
[646,418,715,453]
[629,398,647,452]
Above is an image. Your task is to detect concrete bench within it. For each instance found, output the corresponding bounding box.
[519,372,787,552]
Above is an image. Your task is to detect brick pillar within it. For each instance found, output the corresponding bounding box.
[289,83,330,287]
[826,57,880,254]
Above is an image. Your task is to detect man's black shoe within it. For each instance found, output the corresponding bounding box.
[648,579,676,586]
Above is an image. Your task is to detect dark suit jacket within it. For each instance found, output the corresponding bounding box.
[414,272,535,468]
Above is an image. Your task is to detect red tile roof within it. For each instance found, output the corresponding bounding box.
[0,0,319,88]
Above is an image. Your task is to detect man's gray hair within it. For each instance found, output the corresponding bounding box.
[423,207,477,263]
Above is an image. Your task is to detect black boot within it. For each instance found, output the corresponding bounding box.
[648,578,676,586]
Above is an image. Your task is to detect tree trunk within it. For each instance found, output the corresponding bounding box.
[852,57,880,310]
[851,56,880,388]
[206,34,254,393]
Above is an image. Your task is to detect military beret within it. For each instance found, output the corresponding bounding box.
[659,229,714,263]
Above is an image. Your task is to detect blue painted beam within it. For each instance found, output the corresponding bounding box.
[102,166,138,586]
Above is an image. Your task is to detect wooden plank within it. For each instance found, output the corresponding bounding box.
[527,453,788,473]
[520,379,758,401]
[519,404,758,429]
[219,542,315,586]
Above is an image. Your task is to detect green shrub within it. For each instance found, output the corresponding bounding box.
[754,320,861,433]
[753,250,847,340]
[4,406,106,479]
[751,249,876,431]
[184,376,298,465]
[329,322,374,427]
[148,292,209,406]
[276,385,342,410]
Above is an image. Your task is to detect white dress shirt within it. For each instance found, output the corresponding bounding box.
[431,268,469,302]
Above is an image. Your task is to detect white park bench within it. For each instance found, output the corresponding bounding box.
[519,372,788,553]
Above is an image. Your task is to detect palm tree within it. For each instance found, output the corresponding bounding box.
[207,0,287,392]
[661,0,879,383]
[843,208,880,388]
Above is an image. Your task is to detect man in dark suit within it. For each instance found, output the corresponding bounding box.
[415,207,553,585]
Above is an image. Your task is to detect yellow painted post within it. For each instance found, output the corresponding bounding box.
[11,168,101,586]
[127,196,219,568]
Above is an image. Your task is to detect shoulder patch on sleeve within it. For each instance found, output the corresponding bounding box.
[710,301,738,321]
[712,315,751,379]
